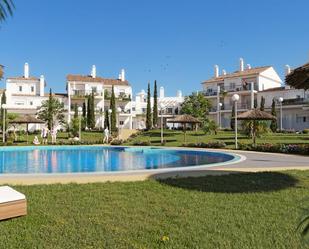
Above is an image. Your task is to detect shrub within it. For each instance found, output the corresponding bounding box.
[133,140,151,146]
[239,143,309,155]
[110,139,123,145]
[303,129,309,134]
[182,141,226,149]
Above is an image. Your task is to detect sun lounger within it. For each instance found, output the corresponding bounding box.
[0,186,27,221]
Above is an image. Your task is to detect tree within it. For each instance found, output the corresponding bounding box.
[146,82,152,130]
[87,92,95,129]
[37,89,65,130]
[153,80,158,127]
[270,98,277,132]
[231,104,235,130]
[82,101,87,130]
[0,0,14,24]
[104,110,109,129]
[181,92,211,121]
[110,86,117,131]
[0,90,6,130]
[202,118,218,135]
[254,98,258,109]
[260,96,265,111]
[70,104,79,137]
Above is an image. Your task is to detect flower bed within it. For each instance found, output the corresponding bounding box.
[239,143,309,155]
[183,141,226,149]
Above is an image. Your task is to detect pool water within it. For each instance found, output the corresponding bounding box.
[0,146,236,174]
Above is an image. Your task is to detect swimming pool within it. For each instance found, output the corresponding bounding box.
[0,146,239,174]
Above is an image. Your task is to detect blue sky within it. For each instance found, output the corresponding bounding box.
[0,0,308,96]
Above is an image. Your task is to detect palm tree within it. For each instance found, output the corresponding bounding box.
[0,0,15,23]
[0,65,3,80]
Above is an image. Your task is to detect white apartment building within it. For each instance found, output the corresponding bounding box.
[67,65,133,129]
[5,63,67,130]
[131,87,184,129]
[202,59,309,131]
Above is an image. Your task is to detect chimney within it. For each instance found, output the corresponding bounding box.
[159,86,165,98]
[214,65,219,78]
[222,69,227,75]
[285,65,291,75]
[91,65,96,78]
[24,63,29,78]
[118,73,121,80]
[176,90,182,98]
[40,75,45,96]
[120,69,125,81]
[239,58,244,71]
[247,64,251,69]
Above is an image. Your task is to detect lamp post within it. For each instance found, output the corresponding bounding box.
[1,104,7,143]
[160,103,166,144]
[219,102,223,129]
[232,94,239,149]
[278,97,283,131]
[78,106,82,141]
[117,107,122,140]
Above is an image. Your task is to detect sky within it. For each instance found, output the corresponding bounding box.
[0,0,308,96]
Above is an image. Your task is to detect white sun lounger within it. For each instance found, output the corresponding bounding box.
[0,186,27,221]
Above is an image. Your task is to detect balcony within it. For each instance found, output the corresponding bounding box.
[282,98,309,106]
[104,91,131,101]
[71,89,103,98]
[220,84,257,93]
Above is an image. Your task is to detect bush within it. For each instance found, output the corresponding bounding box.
[110,139,123,145]
[133,140,151,146]
[239,143,309,155]
[303,129,309,134]
[183,141,226,149]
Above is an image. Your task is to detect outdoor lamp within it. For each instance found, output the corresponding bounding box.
[232,94,239,149]
[278,97,283,131]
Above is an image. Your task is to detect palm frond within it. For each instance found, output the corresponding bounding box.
[0,0,15,23]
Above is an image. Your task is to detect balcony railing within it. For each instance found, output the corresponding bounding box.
[203,84,257,97]
[71,90,103,97]
[282,98,309,106]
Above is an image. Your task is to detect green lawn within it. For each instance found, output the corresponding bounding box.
[1,170,309,248]
[125,129,309,148]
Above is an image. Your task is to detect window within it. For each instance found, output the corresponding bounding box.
[15,101,24,105]
[132,107,136,111]
[142,108,146,113]
[19,86,22,92]
[91,87,97,93]
[31,86,34,92]
[230,83,236,90]
[30,101,33,105]
[120,121,124,125]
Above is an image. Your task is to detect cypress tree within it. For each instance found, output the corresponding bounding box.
[260,96,265,111]
[47,88,53,130]
[73,104,78,119]
[87,95,91,128]
[104,110,109,129]
[82,102,86,118]
[88,92,95,129]
[270,98,278,132]
[110,86,117,131]
[146,82,152,130]
[231,104,235,130]
[254,98,258,109]
[153,80,158,128]
[0,91,6,131]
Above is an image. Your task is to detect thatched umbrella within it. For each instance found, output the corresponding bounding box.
[286,62,309,90]
[9,115,45,144]
[236,109,276,145]
[167,114,201,143]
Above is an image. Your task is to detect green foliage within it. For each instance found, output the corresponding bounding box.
[202,118,218,135]
[231,104,235,130]
[153,80,158,127]
[270,98,278,132]
[110,86,117,131]
[104,110,109,129]
[254,98,258,108]
[146,82,152,130]
[37,89,65,130]
[260,96,265,111]
[86,93,95,129]
[180,92,211,122]
[0,90,6,130]
[0,0,15,23]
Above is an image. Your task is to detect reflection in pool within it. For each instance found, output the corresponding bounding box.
[0,146,236,174]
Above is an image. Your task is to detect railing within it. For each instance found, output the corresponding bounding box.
[71,89,103,97]
[203,84,257,97]
[282,98,309,106]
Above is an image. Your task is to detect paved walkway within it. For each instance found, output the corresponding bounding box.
[0,149,308,185]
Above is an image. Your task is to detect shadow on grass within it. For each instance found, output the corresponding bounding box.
[144,132,180,138]
[151,139,178,144]
[155,171,298,193]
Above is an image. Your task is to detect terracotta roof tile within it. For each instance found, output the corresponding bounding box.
[66,75,130,86]
[202,66,271,84]
[7,76,39,81]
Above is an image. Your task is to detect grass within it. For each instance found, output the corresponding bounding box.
[1,170,309,248]
[125,129,309,148]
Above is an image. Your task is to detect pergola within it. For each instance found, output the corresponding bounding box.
[237,109,276,145]
[9,115,45,144]
[167,114,201,143]
[286,62,309,90]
